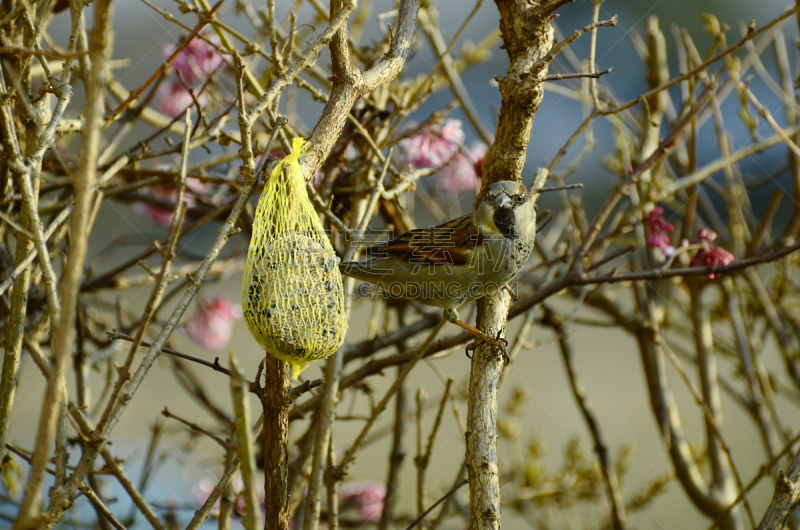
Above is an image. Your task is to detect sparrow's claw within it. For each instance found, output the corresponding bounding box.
[483,335,509,365]
[495,329,509,347]
[500,345,510,366]
[465,341,478,359]
[452,319,509,366]
[494,330,510,365]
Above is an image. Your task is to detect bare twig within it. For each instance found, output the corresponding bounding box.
[544,67,613,81]
[230,352,262,530]
[542,309,628,529]
[42,114,276,528]
[606,8,798,114]
[15,3,112,527]
[379,365,408,529]
[161,407,226,447]
[533,17,618,70]
[106,0,224,121]
[334,321,447,476]
[405,480,469,530]
[106,331,321,399]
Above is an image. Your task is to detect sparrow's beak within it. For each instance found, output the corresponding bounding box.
[494,192,513,210]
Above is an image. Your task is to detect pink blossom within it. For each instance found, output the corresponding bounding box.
[194,479,221,516]
[184,294,242,351]
[156,78,208,117]
[399,118,465,168]
[158,33,221,116]
[689,227,734,280]
[195,473,265,519]
[135,184,193,228]
[647,231,673,254]
[311,169,325,189]
[646,206,675,256]
[695,226,716,245]
[185,177,210,197]
[163,34,225,84]
[437,142,487,194]
[134,189,175,228]
[339,481,386,522]
[135,177,207,228]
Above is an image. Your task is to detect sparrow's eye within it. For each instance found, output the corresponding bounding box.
[513,193,525,204]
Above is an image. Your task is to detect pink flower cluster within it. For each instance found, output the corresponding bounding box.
[439,142,488,194]
[194,477,382,524]
[689,227,734,280]
[157,33,225,116]
[398,118,487,194]
[646,206,735,280]
[399,118,465,167]
[135,176,208,228]
[164,36,226,84]
[646,206,675,256]
[156,80,208,117]
[184,294,242,351]
[194,473,263,518]
[339,481,386,522]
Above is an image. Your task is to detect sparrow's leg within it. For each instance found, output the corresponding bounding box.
[502,284,518,302]
[445,308,509,364]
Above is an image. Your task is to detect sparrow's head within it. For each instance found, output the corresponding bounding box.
[476,180,536,239]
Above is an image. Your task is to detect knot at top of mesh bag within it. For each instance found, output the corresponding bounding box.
[242,138,347,379]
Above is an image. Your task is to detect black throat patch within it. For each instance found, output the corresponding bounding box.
[493,207,517,239]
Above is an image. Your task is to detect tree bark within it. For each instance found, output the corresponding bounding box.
[466,1,562,528]
[262,356,292,530]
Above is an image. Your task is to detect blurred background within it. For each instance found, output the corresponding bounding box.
[7,0,800,528]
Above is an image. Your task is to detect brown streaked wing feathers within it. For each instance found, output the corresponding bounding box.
[367,214,482,266]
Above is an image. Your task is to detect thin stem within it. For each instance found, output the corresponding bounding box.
[16,2,112,526]
[230,352,262,530]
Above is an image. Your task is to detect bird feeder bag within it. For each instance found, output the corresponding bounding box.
[242,138,347,378]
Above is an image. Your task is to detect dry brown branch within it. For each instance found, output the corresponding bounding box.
[407,480,469,530]
[300,2,420,527]
[161,407,226,447]
[541,309,628,529]
[605,7,798,115]
[755,451,800,529]
[334,321,447,480]
[262,356,292,530]
[107,0,225,121]
[79,484,127,530]
[41,118,272,528]
[15,2,112,527]
[418,5,494,143]
[230,352,262,530]
[543,67,613,82]
[379,365,408,529]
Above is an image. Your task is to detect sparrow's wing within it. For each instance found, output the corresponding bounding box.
[366,214,482,266]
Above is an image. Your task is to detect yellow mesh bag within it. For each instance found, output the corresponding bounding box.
[242,138,347,379]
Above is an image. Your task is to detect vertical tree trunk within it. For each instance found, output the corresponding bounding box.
[466,292,510,530]
[262,356,292,530]
[465,1,559,528]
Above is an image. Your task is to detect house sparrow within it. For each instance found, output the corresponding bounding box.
[340,180,537,362]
